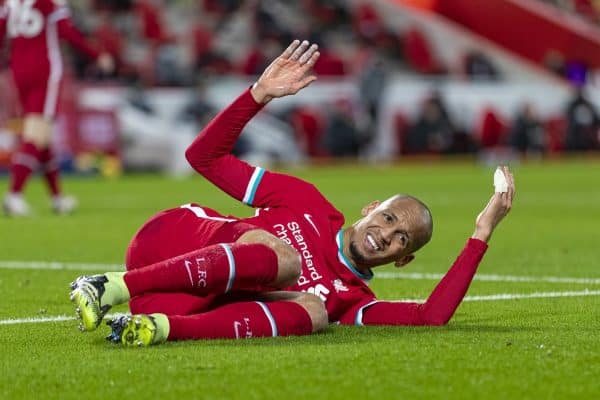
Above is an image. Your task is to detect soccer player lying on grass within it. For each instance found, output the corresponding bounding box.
[70,40,515,346]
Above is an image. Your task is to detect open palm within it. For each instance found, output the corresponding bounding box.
[251,40,320,104]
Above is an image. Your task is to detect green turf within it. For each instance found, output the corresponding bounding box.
[1,160,599,399]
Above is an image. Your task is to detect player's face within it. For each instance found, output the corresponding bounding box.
[349,197,418,268]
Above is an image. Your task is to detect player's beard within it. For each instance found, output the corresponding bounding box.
[349,241,367,264]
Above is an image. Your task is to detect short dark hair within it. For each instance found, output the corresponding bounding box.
[393,194,433,254]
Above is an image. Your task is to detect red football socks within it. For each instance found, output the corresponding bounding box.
[39,148,61,196]
[10,141,40,193]
[124,243,279,297]
[167,300,313,340]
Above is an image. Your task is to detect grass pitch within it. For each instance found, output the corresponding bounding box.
[1,159,599,399]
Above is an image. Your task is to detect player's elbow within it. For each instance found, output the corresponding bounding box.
[418,307,451,326]
[184,144,209,172]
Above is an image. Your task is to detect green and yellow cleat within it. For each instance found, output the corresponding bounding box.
[106,314,164,347]
[69,275,112,332]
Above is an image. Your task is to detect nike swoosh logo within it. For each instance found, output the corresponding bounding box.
[303,213,320,236]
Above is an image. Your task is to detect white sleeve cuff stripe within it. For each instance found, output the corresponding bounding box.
[256,302,278,337]
[220,244,236,293]
[180,204,236,222]
[243,167,265,205]
[354,300,379,326]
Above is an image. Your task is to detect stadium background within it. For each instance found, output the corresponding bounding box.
[1,0,600,173]
[1,1,599,399]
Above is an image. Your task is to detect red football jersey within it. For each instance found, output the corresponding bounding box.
[238,169,379,324]
[185,89,489,326]
[0,0,99,115]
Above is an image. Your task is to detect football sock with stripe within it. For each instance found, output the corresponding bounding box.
[39,147,61,196]
[10,141,40,193]
[166,301,312,340]
[123,243,278,297]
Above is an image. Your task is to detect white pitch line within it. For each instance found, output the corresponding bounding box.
[2,260,600,285]
[0,315,76,325]
[0,260,122,271]
[462,289,600,302]
[0,313,119,326]
[1,290,600,326]
[376,272,600,285]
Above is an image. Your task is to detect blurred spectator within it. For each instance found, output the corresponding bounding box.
[464,50,501,81]
[405,93,455,154]
[540,0,600,23]
[290,106,327,157]
[313,48,347,76]
[135,0,170,45]
[358,56,387,131]
[154,43,189,86]
[510,103,546,156]
[93,13,127,79]
[322,100,365,157]
[239,38,282,75]
[93,0,134,12]
[564,60,589,86]
[403,27,446,75]
[543,50,567,77]
[564,89,600,151]
[179,78,216,130]
[305,0,351,29]
[191,22,213,67]
[353,3,383,41]
[477,108,508,148]
[203,0,242,14]
[254,2,293,43]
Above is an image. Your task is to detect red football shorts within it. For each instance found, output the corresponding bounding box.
[125,205,258,271]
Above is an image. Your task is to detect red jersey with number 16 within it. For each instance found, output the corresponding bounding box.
[0,0,100,115]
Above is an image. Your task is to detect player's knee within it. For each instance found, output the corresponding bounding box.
[271,240,302,287]
[23,114,52,148]
[295,292,328,333]
[236,229,301,287]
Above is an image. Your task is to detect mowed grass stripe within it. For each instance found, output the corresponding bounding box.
[1,162,599,400]
[3,289,600,326]
[2,260,599,284]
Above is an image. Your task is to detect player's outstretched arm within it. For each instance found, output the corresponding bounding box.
[186,40,325,207]
[250,39,320,104]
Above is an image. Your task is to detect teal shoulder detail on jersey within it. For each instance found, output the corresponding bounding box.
[243,167,265,206]
[336,230,373,282]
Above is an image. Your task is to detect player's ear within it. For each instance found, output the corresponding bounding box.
[361,200,380,216]
[394,254,414,268]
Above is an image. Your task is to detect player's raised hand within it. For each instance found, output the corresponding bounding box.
[250,39,320,104]
[472,166,515,243]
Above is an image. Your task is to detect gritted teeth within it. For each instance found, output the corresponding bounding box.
[367,234,379,250]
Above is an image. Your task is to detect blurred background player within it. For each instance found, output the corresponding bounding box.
[0,0,113,216]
